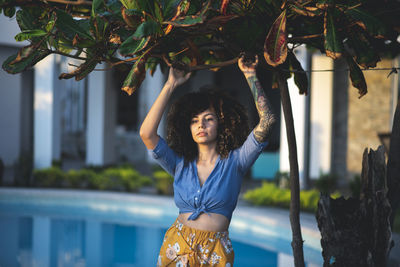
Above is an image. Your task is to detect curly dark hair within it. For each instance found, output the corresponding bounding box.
[166,88,250,163]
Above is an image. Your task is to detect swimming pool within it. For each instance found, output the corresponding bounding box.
[0,189,322,266]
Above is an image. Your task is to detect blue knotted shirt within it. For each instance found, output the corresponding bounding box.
[148,131,268,221]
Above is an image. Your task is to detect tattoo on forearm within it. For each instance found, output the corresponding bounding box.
[246,76,276,142]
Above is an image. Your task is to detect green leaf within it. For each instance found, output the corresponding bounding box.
[74,39,97,49]
[91,16,106,39]
[163,15,204,27]
[14,30,47,42]
[56,10,93,40]
[115,26,132,41]
[76,19,92,35]
[92,0,105,17]
[57,41,74,54]
[323,9,342,59]
[4,7,16,18]
[345,54,367,98]
[59,56,98,81]
[120,0,139,10]
[133,20,160,39]
[16,9,42,31]
[137,0,155,14]
[119,36,150,56]
[264,9,287,67]
[124,8,142,16]
[154,2,163,22]
[121,8,142,28]
[45,20,56,32]
[162,0,180,20]
[346,30,380,68]
[122,56,147,95]
[2,45,50,74]
[55,36,75,53]
[288,52,308,95]
[345,8,386,38]
[145,57,160,76]
[106,1,123,17]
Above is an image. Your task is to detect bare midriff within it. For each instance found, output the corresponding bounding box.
[178,212,230,232]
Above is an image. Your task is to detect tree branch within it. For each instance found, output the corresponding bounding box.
[0,0,91,9]
[45,0,92,5]
[188,57,238,71]
[278,71,305,267]
[109,56,140,67]
[48,50,87,61]
[288,34,323,43]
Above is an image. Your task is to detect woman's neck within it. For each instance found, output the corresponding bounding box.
[197,143,218,164]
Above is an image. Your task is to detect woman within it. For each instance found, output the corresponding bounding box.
[140,55,276,266]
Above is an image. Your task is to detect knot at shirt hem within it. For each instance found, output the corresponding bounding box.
[187,204,208,220]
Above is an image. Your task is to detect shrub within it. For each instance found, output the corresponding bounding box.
[66,169,98,189]
[314,173,338,194]
[153,170,173,195]
[31,164,153,192]
[101,166,152,192]
[33,167,65,188]
[243,182,338,213]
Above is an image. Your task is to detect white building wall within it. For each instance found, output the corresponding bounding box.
[309,55,334,178]
[0,47,23,166]
[0,16,30,167]
[138,67,166,163]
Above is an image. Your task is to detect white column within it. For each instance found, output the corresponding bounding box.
[279,46,309,187]
[32,216,51,267]
[309,54,334,179]
[34,54,61,169]
[0,49,22,166]
[138,67,165,162]
[86,67,116,165]
[139,67,165,132]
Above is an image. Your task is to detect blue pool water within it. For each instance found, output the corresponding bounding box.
[0,189,322,267]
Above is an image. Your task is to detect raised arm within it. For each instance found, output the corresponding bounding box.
[139,66,190,149]
[238,54,276,143]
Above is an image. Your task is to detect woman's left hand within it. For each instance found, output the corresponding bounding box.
[238,54,258,77]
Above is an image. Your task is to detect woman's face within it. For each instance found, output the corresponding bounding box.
[190,108,218,145]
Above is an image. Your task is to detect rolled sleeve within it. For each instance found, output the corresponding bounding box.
[148,136,179,176]
[236,131,268,174]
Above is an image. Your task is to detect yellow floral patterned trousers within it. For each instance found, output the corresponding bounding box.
[157,219,234,267]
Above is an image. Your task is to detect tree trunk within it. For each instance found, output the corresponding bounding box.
[316,146,392,267]
[387,99,400,229]
[277,72,305,267]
